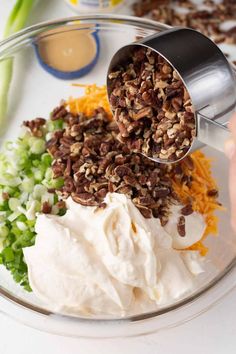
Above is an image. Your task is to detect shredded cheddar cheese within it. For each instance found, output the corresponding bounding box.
[67,84,112,119]
[173,151,224,255]
[67,85,222,256]
[187,240,209,256]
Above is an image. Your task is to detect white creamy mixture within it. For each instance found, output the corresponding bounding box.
[23,193,206,316]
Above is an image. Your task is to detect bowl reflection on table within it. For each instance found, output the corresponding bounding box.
[0,15,235,338]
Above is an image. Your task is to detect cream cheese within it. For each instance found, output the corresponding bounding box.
[23,193,205,316]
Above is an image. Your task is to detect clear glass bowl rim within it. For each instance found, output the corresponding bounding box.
[0,14,235,337]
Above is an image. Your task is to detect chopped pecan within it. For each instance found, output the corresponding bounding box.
[52,160,66,178]
[182,155,194,170]
[123,175,138,187]
[181,204,193,216]
[2,192,9,200]
[207,189,219,197]
[95,188,108,199]
[41,201,52,214]
[116,185,133,196]
[177,216,186,237]
[56,200,66,209]
[63,176,75,193]
[51,105,68,120]
[64,158,72,177]
[71,192,98,206]
[114,165,132,177]
[129,107,153,120]
[152,187,170,198]
[137,206,152,218]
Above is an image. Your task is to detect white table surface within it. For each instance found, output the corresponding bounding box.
[0,1,235,353]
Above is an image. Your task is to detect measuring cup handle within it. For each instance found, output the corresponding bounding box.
[196,113,230,153]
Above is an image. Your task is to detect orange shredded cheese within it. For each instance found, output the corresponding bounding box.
[173,151,224,255]
[67,84,112,119]
[67,85,222,256]
[187,240,209,257]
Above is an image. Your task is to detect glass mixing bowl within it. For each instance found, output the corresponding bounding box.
[0,15,235,338]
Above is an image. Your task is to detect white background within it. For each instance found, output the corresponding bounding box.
[0,1,236,353]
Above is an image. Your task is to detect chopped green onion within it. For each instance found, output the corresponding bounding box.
[29,138,46,155]
[21,177,35,193]
[0,211,7,222]
[45,167,53,181]
[2,247,14,262]
[8,197,21,211]
[0,175,21,187]
[46,118,64,132]
[33,169,44,182]
[50,177,64,189]
[25,200,41,220]
[33,184,47,200]
[0,225,9,238]
[41,153,52,166]
[8,210,21,222]
[0,86,65,290]
[16,221,27,231]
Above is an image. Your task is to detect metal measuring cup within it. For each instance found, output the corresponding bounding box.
[107,27,236,163]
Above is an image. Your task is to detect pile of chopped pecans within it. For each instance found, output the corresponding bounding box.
[45,105,181,225]
[108,47,195,162]
[133,0,236,64]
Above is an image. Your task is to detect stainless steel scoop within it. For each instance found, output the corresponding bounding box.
[107,27,236,163]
